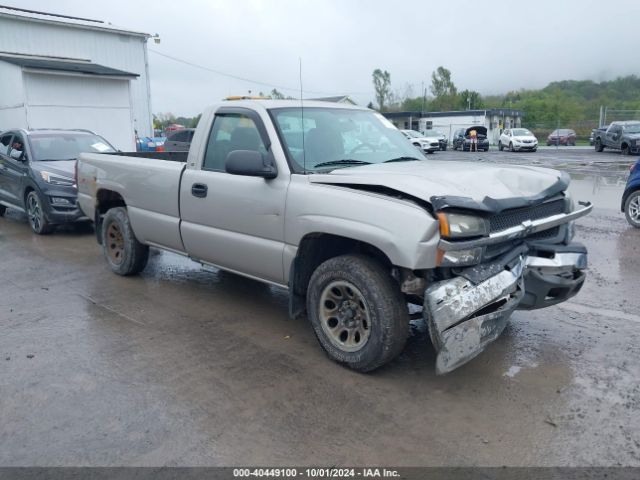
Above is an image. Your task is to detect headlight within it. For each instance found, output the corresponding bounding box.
[437,212,489,238]
[40,171,75,186]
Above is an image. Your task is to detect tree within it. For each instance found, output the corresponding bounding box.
[430,66,457,98]
[372,69,392,111]
[458,89,483,110]
[270,88,286,99]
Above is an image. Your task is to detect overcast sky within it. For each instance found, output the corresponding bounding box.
[13,0,640,116]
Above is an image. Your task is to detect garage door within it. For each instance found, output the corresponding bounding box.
[24,72,135,150]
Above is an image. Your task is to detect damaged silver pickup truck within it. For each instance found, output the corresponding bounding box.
[76,100,592,374]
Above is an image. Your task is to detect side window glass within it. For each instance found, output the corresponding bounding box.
[0,134,13,156]
[202,114,267,172]
[9,134,25,160]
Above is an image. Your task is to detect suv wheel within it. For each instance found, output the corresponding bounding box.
[498,141,503,151]
[101,207,149,275]
[307,254,409,372]
[625,191,640,228]
[26,191,53,235]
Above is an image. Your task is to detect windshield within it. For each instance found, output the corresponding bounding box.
[271,107,426,172]
[512,128,532,136]
[623,124,640,134]
[28,132,116,161]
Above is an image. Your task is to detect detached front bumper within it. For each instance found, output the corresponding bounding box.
[424,243,587,374]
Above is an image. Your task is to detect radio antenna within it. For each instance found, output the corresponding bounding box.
[299,57,306,173]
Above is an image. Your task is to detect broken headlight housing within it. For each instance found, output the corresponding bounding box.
[437,212,489,238]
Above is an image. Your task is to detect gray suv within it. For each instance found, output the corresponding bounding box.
[0,129,116,234]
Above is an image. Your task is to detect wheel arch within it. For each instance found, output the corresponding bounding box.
[288,232,395,319]
[94,189,127,244]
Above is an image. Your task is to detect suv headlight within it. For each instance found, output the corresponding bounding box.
[437,212,489,238]
[40,171,75,186]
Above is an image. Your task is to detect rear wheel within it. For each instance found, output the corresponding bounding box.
[101,207,149,275]
[26,191,53,235]
[595,139,604,152]
[307,254,409,372]
[625,191,640,228]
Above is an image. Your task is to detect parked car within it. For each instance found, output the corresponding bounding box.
[423,129,448,151]
[452,126,490,151]
[547,129,576,146]
[0,128,116,234]
[622,158,640,227]
[164,128,195,152]
[136,136,166,152]
[498,128,538,152]
[594,121,640,155]
[77,99,591,374]
[400,129,439,154]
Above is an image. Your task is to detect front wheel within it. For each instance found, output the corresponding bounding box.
[307,254,409,372]
[498,141,503,151]
[625,191,640,228]
[26,190,53,235]
[0,205,6,217]
[101,207,149,275]
[621,144,630,156]
[509,142,514,152]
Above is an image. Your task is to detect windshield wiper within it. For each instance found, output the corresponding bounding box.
[383,156,422,163]
[313,159,372,168]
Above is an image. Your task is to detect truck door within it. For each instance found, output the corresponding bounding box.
[179,108,288,285]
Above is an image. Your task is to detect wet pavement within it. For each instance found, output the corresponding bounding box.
[0,148,639,466]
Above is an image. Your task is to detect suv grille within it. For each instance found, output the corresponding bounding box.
[489,199,565,233]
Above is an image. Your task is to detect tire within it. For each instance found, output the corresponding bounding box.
[307,254,409,372]
[509,142,514,152]
[498,141,503,151]
[621,143,630,156]
[0,205,6,217]
[532,147,537,152]
[101,207,149,275]
[625,191,640,228]
[26,190,53,235]
[595,139,604,152]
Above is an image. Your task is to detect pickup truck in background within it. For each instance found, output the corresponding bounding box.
[594,121,640,155]
[77,100,593,374]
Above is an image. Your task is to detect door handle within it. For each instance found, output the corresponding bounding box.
[191,183,208,198]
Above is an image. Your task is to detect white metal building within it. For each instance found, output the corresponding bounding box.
[384,109,524,145]
[0,6,153,150]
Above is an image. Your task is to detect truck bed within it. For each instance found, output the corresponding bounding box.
[77,152,187,253]
[110,151,189,163]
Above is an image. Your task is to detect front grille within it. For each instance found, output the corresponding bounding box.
[489,199,565,233]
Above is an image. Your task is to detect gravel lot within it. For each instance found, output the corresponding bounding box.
[0,147,638,466]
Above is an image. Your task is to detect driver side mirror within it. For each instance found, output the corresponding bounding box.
[225,150,277,179]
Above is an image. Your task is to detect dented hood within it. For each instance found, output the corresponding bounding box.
[309,160,567,209]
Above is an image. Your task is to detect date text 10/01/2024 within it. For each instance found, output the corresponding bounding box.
[232,468,400,478]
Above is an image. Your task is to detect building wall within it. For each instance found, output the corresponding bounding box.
[0,61,27,129]
[0,15,152,138]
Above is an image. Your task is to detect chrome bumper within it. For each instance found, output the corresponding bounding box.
[424,247,587,374]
